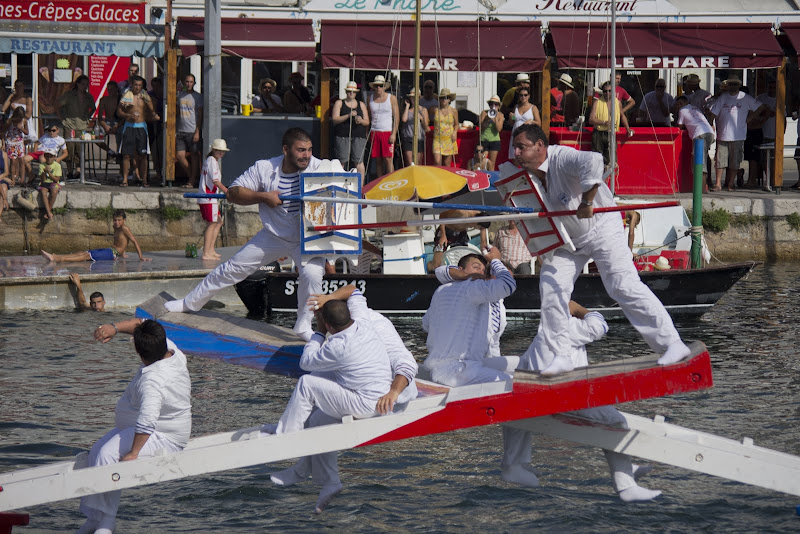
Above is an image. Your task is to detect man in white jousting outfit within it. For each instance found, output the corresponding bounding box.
[508,300,662,502]
[165,128,326,341]
[270,285,418,513]
[423,248,540,486]
[266,298,392,512]
[510,123,691,376]
[77,318,191,534]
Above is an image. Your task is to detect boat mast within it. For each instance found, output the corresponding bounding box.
[609,0,617,195]
[411,0,422,165]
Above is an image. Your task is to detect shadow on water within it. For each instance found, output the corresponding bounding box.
[1,263,800,531]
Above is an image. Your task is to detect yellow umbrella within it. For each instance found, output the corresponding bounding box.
[363,165,487,201]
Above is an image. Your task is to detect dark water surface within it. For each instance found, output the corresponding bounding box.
[2,263,799,532]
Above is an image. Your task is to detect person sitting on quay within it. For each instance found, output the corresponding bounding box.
[36,148,62,220]
[41,209,150,263]
[76,318,191,534]
[263,299,392,512]
[23,124,68,187]
[68,272,106,311]
[493,219,534,275]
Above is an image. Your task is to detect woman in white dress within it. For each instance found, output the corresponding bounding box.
[507,89,540,160]
[2,80,37,142]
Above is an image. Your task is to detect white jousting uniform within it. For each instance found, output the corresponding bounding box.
[423,259,518,385]
[277,289,418,488]
[178,155,326,340]
[80,339,192,531]
[276,317,392,434]
[534,145,682,368]
[508,313,659,499]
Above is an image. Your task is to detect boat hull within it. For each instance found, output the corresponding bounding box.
[235,261,759,318]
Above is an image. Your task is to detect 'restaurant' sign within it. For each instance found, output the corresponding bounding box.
[0,1,145,23]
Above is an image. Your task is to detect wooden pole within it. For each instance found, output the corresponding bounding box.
[542,57,551,137]
[320,69,330,158]
[164,0,176,186]
[775,58,787,189]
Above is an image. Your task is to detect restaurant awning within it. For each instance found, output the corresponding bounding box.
[177,18,316,62]
[547,22,784,70]
[320,20,546,72]
[780,22,800,61]
[0,20,163,57]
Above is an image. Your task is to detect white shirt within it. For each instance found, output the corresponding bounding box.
[423,259,515,372]
[536,144,615,247]
[710,92,762,142]
[347,290,418,403]
[369,94,394,132]
[231,155,322,243]
[677,105,714,140]
[302,321,392,400]
[756,93,777,139]
[639,91,675,126]
[115,339,192,448]
[198,156,222,205]
[37,134,66,153]
[518,312,608,371]
[685,88,711,110]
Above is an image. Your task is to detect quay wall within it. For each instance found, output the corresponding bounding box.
[2,188,800,261]
[0,188,262,255]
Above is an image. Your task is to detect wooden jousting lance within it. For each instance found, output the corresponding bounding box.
[182,193,678,231]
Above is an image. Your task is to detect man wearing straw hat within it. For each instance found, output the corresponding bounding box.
[367,75,399,179]
[553,73,581,129]
[332,81,370,178]
[252,78,284,114]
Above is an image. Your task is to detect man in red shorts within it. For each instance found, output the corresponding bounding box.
[367,75,399,180]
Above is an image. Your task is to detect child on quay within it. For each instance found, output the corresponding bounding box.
[197,138,229,260]
[2,107,28,185]
[38,148,62,220]
[0,140,11,219]
[41,209,151,262]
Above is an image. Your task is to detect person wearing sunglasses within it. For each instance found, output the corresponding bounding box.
[507,87,540,161]
[469,144,493,172]
[332,81,370,180]
[252,78,284,114]
[638,78,674,127]
[589,81,633,168]
[23,124,68,185]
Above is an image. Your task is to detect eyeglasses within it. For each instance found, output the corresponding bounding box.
[518,93,530,97]
[262,85,272,90]
[439,97,449,100]
[346,90,357,93]
[49,128,59,132]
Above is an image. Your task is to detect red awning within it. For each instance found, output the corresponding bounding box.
[177,18,316,62]
[321,20,545,72]
[781,22,800,61]
[548,22,784,70]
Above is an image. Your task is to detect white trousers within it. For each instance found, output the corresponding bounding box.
[182,228,325,339]
[79,427,182,527]
[429,357,519,387]
[276,374,378,434]
[539,218,681,358]
[502,407,638,492]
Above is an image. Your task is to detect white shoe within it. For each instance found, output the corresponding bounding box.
[657,342,691,366]
[618,485,662,502]
[501,464,540,487]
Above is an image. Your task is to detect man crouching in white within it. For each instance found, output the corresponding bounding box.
[423,247,539,487]
[270,286,418,512]
[511,300,661,502]
[269,299,392,512]
[78,318,191,534]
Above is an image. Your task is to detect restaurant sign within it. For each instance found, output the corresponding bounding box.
[0,1,145,23]
[615,56,730,69]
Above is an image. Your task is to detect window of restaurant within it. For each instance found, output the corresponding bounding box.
[221,55,240,114]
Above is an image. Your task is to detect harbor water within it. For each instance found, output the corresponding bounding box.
[1,262,799,532]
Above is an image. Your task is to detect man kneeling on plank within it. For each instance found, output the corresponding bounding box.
[423,248,540,486]
[269,285,418,513]
[509,301,662,502]
[264,298,393,512]
[78,319,191,534]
